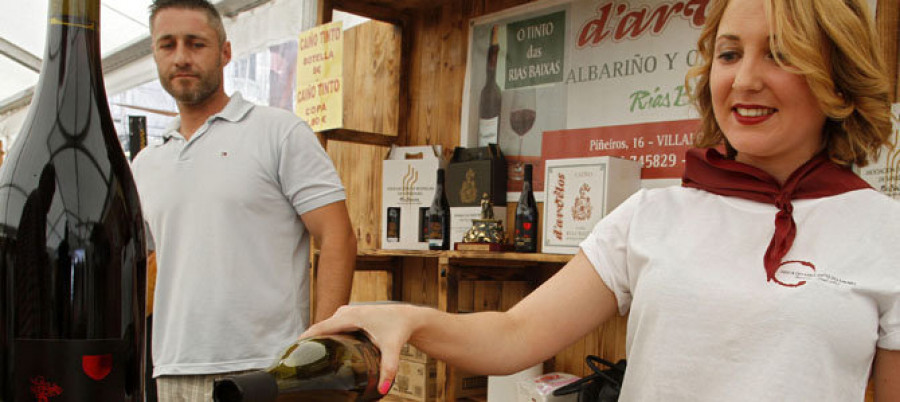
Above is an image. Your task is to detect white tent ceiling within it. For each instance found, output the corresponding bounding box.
[0,0,333,147]
[0,0,294,112]
[0,0,163,103]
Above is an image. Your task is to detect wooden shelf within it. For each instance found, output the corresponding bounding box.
[358,249,573,264]
[331,0,450,16]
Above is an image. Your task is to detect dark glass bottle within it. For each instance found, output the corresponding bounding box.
[213,333,382,402]
[385,207,400,243]
[514,164,539,252]
[427,169,451,250]
[0,1,146,401]
[478,25,501,146]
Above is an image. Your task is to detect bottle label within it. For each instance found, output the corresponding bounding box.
[386,207,401,241]
[428,220,445,248]
[515,220,538,251]
[50,17,96,29]
[478,117,499,146]
[51,0,100,27]
[418,207,430,242]
[13,339,128,401]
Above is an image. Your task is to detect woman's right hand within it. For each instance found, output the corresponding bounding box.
[301,303,424,395]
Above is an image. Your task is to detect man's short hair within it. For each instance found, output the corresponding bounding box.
[149,0,227,45]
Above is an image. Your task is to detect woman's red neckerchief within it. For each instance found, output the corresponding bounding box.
[682,148,870,282]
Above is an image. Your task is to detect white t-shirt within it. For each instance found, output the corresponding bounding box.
[580,186,900,401]
[131,93,346,376]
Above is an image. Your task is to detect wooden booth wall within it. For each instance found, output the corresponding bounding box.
[321,0,900,382]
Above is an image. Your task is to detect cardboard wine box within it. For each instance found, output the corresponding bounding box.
[381,145,443,250]
[542,156,641,254]
[388,344,488,401]
[445,145,508,244]
[516,373,580,402]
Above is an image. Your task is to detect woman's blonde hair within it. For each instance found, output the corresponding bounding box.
[685,0,892,166]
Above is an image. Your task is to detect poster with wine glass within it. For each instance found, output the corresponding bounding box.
[857,103,900,200]
[460,0,708,199]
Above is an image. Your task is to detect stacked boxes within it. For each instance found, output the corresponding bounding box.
[388,343,488,401]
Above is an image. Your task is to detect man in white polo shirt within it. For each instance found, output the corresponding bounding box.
[132,0,357,400]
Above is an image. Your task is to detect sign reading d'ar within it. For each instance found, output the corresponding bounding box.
[461,0,709,197]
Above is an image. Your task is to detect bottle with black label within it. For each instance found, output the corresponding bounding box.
[213,332,382,402]
[478,25,502,146]
[427,169,451,250]
[0,0,147,400]
[418,206,430,243]
[514,164,539,252]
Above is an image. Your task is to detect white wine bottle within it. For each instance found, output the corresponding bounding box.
[213,332,382,402]
[0,0,146,400]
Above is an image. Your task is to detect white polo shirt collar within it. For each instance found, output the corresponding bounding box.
[161,92,254,144]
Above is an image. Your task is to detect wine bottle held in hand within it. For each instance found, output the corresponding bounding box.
[0,0,146,400]
[427,169,451,250]
[213,332,383,402]
[514,164,539,252]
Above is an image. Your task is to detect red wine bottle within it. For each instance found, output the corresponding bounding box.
[514,164,538,252]
[427,169,451,250]
[478,25,502,146]
[0,1,146,400]
[213,333,382,402]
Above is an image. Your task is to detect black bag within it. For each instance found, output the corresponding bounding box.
[552,356,626,402]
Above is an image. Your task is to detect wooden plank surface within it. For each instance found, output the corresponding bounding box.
[342,20,401,136]
[877,0,899,101]
[349,271,393,302]
[326,140,390,251]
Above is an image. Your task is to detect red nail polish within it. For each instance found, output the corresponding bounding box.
[378,379,392,394]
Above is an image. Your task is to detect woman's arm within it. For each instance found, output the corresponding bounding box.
[874,347,900,401]
[302,250,619,387]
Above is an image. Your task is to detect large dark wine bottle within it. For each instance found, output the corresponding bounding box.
[213,333,382,402]
[0,0,146,401]
[514,164,539,252]
[478,25,502,146]
[427,169,450,250]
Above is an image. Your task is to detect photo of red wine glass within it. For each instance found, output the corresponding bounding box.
[509,88,536,181]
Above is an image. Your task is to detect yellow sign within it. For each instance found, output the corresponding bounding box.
[295,21,343,131]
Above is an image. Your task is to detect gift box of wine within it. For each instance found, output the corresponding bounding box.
[445,145,508,244]
[542,156,641,254]
[381,145,443,250]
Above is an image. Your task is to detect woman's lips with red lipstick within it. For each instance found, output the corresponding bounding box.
[732,104,776,124]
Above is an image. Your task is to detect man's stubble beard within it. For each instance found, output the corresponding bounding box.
[162,61,224,106]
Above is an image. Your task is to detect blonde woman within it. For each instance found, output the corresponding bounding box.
[305,0,899,400]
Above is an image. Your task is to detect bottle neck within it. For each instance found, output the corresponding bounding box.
[31,0,108,145]
[50,0,100,27]
[44,0,102,65]
[485,46,498,80]
[433,170,445,202]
